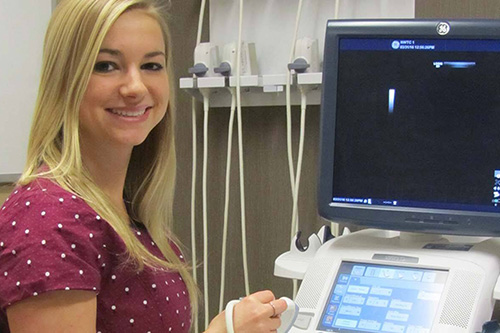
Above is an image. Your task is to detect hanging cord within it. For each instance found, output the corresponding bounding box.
[291,90,307,240]
[191,0,207,331]
[196,0,206,46]
[330,0,341,237]
[202,94,210,328]
[293,86,309,303]
[235,0,250,297]
[286,0,304,239]
[219,88,237,312]
[291,83,308,300]
[285,0,304,298]
[219,0,249,310]
[190,99,198,285]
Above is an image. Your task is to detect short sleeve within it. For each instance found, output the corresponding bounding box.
[0,183,108,309]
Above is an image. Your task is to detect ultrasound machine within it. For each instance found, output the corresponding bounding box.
[275,19,500,333]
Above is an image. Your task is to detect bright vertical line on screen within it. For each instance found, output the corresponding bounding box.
[389,88,396,114]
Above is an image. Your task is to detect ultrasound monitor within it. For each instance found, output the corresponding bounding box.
[277,19,500,333]
[318,19,500,236]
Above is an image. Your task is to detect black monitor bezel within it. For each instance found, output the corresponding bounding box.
[318,19,500,236]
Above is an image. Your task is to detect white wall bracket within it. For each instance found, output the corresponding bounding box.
[180,0,415,107]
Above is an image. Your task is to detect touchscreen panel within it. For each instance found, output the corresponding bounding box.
[317,261,448,332]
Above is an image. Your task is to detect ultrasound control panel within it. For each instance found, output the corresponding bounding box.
[317,261,448,332]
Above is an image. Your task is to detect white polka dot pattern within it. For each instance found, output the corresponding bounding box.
[0,179,191,332]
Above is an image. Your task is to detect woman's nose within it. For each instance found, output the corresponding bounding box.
[119,69,147,99]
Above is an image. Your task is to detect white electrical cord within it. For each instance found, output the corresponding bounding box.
[286,0,304,238]
[196,0,206,46]
[190,98,198,285]
[285,0,304,299]
[219,0,250,310]
[335,0,340,20]
[291,90,307,240]
[290,89,308,299]
[219,88,236,313]
[225,300,240,333]
[235,0,251,297]
[191,1,207,332]
[331,0,341,238]
[202,94,210,328]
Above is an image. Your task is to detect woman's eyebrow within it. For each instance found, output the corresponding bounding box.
[99,48,121,56]
[145,51,165,59]
[97,49,165,59]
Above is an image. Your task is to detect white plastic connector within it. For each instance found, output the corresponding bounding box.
[292,37,320,73]
[215,41,258,78]
[215,42,237,76]
[275,225,335,280]
[222,42,238,65]
[274,232,322,280]
[316,225,334,244]
[240,42,259,76]
[191,43,224,94]
[494,275,500,300]
[342,227,351,236]
[190,42,220,77]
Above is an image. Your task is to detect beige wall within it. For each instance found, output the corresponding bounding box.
[168,0,323,327]
[415,0,500,18]
[0,184,14,204]
[167,0,325,327]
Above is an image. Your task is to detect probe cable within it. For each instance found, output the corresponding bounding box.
[219,0,250,313]
[286,0,304,239]
[201,93,210,328]
[219,87,236,312]
[235,0,251,298]
[191,0,207,330]
[285,0,305,298]
[331,0,340,237]
[291,89,307,245]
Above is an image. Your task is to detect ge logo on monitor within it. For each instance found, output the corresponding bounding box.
[436,22,450,35]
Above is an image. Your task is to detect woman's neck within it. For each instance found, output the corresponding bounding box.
[80,140,132,217]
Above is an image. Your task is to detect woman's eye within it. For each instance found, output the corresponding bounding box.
[94,61,117,73]
[142,62,164,71]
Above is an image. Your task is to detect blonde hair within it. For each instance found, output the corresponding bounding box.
[19,0,198,319]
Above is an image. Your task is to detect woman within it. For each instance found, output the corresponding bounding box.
[0,0,286,331]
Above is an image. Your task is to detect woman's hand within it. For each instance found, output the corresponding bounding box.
[233,290,287,332]
[206,290,288,332]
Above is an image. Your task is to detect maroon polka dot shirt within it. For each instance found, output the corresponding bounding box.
[0,178,191,332]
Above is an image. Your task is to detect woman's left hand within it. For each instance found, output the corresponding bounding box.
[205,290,288,332]
[232,290,287,332]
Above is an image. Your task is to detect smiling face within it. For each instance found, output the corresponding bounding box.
[79,9,169,152]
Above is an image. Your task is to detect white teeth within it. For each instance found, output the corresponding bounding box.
[109,108,147,117]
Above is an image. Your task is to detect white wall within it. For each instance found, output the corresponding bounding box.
[0,0,52,182]
[201,0,415,107]
[210,0,415,76]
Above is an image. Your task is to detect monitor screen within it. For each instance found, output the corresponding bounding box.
[317,261,448,332]
[318,20,500,236]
